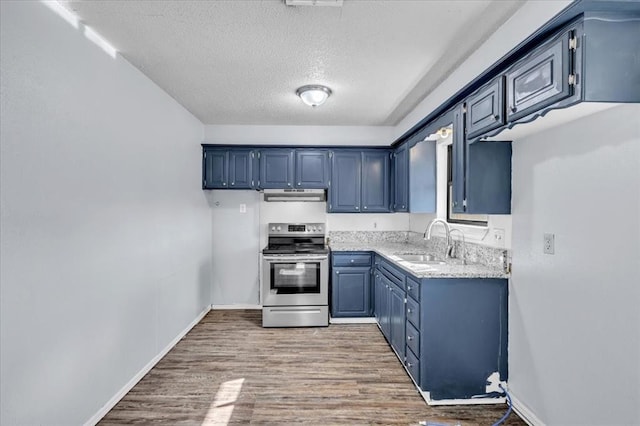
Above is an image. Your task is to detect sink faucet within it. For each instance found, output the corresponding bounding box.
[449,228,467,265]
[424,218,452,259]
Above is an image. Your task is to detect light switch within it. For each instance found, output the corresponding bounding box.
[239,204,246,213]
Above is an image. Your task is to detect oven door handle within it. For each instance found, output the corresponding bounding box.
[263,255,328,262]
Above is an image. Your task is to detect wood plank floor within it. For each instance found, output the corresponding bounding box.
[100,310,525,426]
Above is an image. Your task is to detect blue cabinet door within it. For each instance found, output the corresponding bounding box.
[376,274,391,340]
[452,104,466,213]
[393,145,409,212]
[203,149,228,189]
[228,150,254,189]
[506,30,572,121]
[259,149,294,189]
[295,150,329,188]
[466,76,505,140]
[361,150,391,213]
[329,151,361,212]
[389,282,406,360]
[453,102,512,214]
[331,266,371,317]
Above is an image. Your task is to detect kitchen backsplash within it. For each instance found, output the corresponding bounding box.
[328,231,509,271]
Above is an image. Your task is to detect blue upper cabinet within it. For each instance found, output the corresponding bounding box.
[203,149,228,189]
[295,150,329,189]
[258,149,294,189]
[329,150,390,213]
[506,30,572,122]
[203,148,255,189]
[466,76,505,140]
[362,150,391,213]
[453,102,512,215]
[393,144,409,212]
[228,150,255,189]
[329,151,361,212]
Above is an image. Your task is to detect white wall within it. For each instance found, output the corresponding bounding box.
[204,124,393,146]
[509,104,640,425]
[0,2,210,425]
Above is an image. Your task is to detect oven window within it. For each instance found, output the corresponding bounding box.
[270,262,321,294]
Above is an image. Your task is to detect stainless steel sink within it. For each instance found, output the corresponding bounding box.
[397,254,446,265]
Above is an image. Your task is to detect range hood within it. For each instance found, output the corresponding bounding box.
[263,189,326,202]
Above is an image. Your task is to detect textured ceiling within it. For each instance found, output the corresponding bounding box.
[59,0,524,126]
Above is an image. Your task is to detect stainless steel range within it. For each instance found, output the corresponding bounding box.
[261,222,329,327]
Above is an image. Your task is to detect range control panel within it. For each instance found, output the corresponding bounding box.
[267,222,325,236]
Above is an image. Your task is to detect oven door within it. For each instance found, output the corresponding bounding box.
[261,255,328,307]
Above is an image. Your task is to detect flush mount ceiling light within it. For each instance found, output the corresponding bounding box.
[296,85,332,107]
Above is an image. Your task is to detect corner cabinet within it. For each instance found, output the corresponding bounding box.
[329,150,391,213]
[330,252,373,318]
[203,148,256,189]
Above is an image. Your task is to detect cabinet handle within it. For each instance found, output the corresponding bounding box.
[336,271,339,275]
[355,206,359,210]
[298,182,301,186]
[287,183,291,187]
[222,182,227,186]
[350,259,354,263]
[510,106,517,113]
[407,285,411,291]
[407,336,413,341]
[231,182,235,186]
[493,114,500,121]
[407,308,412,314]
[402,205,405,209]
[407,362,413,368]
[363,206,368,210]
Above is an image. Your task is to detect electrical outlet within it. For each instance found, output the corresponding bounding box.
[543,233,555,254]
[239,203,246,213]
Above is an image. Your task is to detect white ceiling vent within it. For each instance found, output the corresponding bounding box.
[284,0,344,7]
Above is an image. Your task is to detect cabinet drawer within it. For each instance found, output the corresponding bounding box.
[405,347,420,384]
[406,276,420,302]
[406,296,420,329]
[378,258,405,289]
[406,320,420,356]
[332,252,371,267]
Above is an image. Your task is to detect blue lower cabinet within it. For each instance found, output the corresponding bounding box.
[331,252,373,318]
[419,278,508,401]
[331,267,371,317]
[373,256,508,403]
[374,271,390,339]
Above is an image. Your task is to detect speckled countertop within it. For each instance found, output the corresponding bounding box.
[329,241,509,279]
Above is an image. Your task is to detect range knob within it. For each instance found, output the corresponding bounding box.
[276,226,281,231]
[317,226,323,232]
[271,226,276,231]
[310,226,316,231]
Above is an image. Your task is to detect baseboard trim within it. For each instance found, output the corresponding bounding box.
[212,304,262,310]
[509,390,545,426]
[330,317,377,324]
[83,305,211,426]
